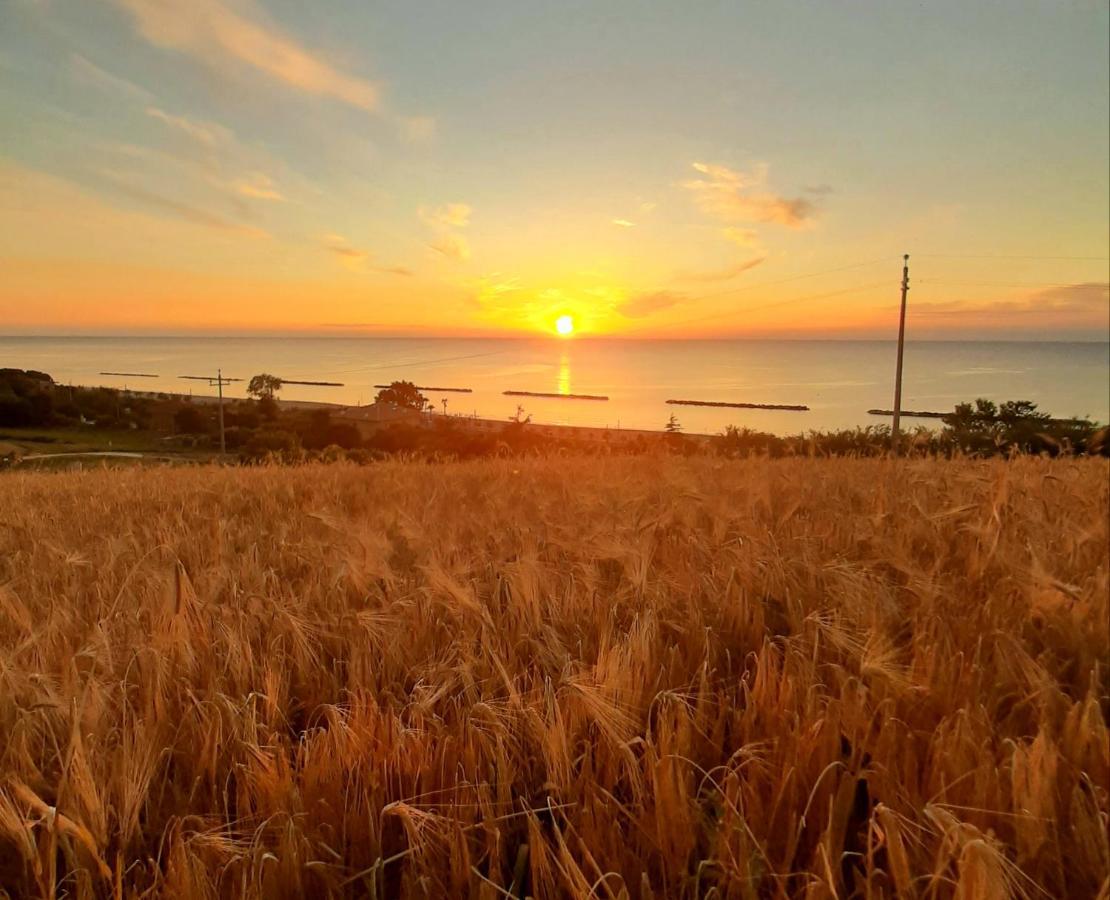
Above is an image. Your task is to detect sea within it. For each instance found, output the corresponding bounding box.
[2,336,1107,436]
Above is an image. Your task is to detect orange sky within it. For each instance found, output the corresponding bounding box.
[1,1,1107,340]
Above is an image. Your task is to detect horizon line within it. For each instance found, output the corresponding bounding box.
[2,333,1108,344]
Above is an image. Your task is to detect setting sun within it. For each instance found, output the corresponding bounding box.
[555,315,575,336]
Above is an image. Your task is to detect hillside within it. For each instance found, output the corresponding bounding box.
[0,456,1107,898]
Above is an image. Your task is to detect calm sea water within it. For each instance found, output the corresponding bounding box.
[2,337,1106,435]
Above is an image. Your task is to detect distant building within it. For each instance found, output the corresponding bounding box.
[334,401,429,438]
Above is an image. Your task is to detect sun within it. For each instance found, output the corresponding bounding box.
[555,314,574,336]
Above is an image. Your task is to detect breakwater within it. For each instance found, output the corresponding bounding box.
[667,399,808,411]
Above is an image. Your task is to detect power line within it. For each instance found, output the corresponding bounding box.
[179,371,235,454]
[677,255,898,307]
[917,279,1096,287]
[621,279,892,336]
[914,253,1109,261]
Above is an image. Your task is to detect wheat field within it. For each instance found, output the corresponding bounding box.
[0,456,1106,899]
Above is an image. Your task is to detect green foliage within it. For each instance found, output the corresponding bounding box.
[0,369,55,427]
[299,409,363,450]
[241,429,302,463]
[247,374,283,401]
[375,380,429,411]
[942,397,1097,455]
[173,404,209,435]
[3,368,1108,467]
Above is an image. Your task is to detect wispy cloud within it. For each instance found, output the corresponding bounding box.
[321,234,412,275]
[142,107,290,206]
[429,233,471,262]
[232,171,284,201]
[110,0,381,110]
[673,255,766,284]
[419,203,471,229]
[682,162,815,228]
[617,290,687,318]
[909,282,1109,320]
[722,226,760,248]
[70,53,153,101]
[322,233,367,270]
[146,106,228,149]
[399,115,437,143]
[611,200,656,229]
[421,203,472,263]
[95,169,267,236]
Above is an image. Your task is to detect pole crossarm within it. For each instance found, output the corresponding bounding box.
[177,373,234,454]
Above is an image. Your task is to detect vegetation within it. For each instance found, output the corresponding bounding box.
[246,374,283,402]
[374,380,430,412]
[1,369,1106,469]
[0,455,1106,898]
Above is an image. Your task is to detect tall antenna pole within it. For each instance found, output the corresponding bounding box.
[891,254,910,453]
[215,370,226,457]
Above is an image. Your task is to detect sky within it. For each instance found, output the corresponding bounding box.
[1,0,1108,339]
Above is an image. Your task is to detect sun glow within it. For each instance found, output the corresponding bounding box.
[555,314,574,336]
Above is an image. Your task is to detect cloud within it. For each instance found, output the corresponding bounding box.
[321,234,412,275]
[322,233,367,270]
[910,282,1109,320]
[682,161,815,228]
[419,203,471,229]
[95,170,267,235]
[232,171,283,200]
[1031,282,1108,310]
[110,0,381,110]
[399,115,437,143]
[617,290,687,319]
[611,201,655,229]
[722,226,760,248]
[429,233,471,262]
[803,183,834,196]
[146,106,228,148]
[144,108,290,205]
[674,255,767,284]
[420,203,472,263]
[70,53,153,101]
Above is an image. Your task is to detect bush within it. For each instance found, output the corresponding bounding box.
[174,405,210,435]
[241,429,302,463]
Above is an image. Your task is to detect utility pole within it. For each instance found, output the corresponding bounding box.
[891,254,910,453]
[179,371,242,456]
[215,366,226,454]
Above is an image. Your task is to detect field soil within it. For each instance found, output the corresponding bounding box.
[0,456,1107,898]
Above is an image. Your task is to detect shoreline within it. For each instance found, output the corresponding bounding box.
[107,386,720,439]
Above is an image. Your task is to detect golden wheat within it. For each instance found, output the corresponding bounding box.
[0,455,1106,898]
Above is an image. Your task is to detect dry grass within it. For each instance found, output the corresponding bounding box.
[0,455,1107,899]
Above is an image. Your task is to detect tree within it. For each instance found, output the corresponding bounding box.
[943,397,1072,455]
[665,414,682,434]
[173,404,209,434]
[375,380,428,411]
[247,374,283,401]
